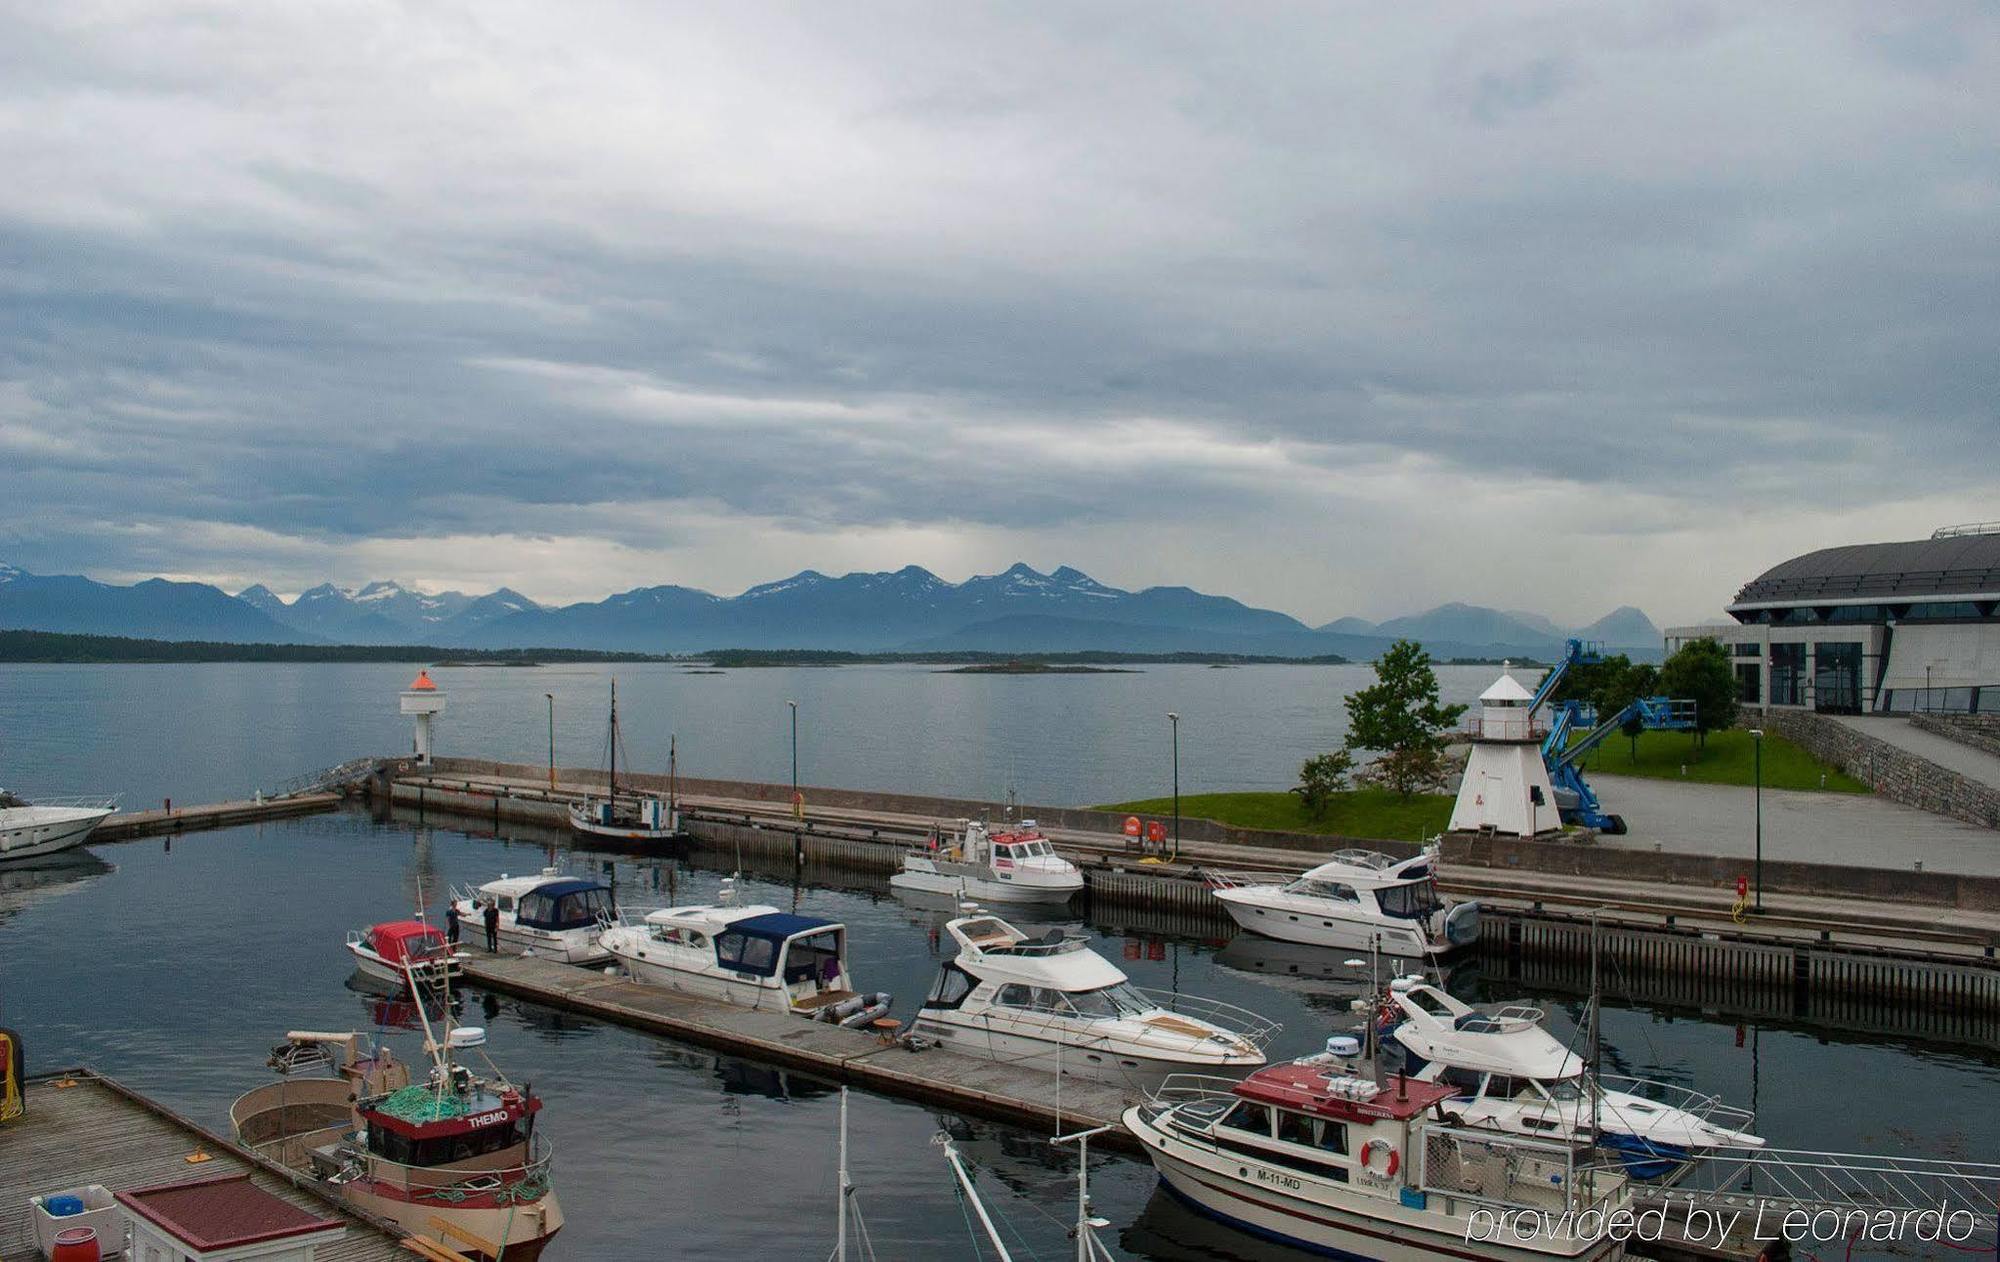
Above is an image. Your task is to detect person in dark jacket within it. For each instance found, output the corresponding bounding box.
[445,901,461,944]
[482,900,500,952]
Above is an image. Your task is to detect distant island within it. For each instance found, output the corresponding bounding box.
[0,630,671,665]
[703,648,1348,668]
[938,662,1137,675]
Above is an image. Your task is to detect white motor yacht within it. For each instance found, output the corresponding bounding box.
[599,884,890,1028]
[451,869,615,964]
[1208,848,1479,957]
[0,795,116,863]
[890,819,1084,905]
[910,912,1274,1085]
[344,919,466,988]
[1343,979,1763,1173]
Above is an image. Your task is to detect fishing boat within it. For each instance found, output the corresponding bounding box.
[230,1017,562,1261]
[1369,979,1763,1175]
[890,819,1084,905]
[599,879,892,1027]
[909,911,1275,1085]
[568,680,681,843]
[0,794,116,863]
[450,868,615,963]
[1207,847,1480,957]
[1126,1058,1633,1260]
[345,918,465,988]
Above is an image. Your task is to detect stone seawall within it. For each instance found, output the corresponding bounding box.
[1912,713,2000,762]
[1743,711,2000,830]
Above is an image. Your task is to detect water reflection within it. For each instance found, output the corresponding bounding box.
[0,848,114,927]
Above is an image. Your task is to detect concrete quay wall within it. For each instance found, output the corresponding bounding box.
[1746,711,2000,830]
[1912,713,2000,762]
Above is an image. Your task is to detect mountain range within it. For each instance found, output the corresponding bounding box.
[0,562,1663,659]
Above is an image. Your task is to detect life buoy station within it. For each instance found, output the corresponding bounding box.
[398,670,445,765]
[1449,667,1561,838]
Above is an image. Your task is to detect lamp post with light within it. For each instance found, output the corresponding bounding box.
[545,693,555,792]
[1168,712,1181,862]
[1749,728,1764,911]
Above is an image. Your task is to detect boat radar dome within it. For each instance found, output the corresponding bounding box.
[399,670,447,764]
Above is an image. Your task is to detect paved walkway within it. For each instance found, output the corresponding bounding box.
[1592,774,2000,875]
[1830,714,2000,791]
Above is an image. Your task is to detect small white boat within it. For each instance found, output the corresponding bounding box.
[1127,1059,1634,1260]
[599,883,891,1027]
[344,919,466,988]
[1370,979,1763,1172]
[1208,847,1479,958]
[451,868,615,964]
[889,819,1084,905]
[0,795,116,863]
[568,679,681,844]
[910,911,1274,1085]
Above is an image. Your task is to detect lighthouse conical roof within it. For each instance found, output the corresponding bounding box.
[1479,672,1534,703]
[406,670,438,692]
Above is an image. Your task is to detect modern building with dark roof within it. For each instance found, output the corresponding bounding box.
[1665,524,2000,715]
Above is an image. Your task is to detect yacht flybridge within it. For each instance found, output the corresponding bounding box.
[1208,847,1480,957]
[1127,1056,1634,1260]
[890,819,1084,905]
[450,868,615,964]
[1369,979,1763,1171]
[911,912,1275,1085]
[599,881,891,1028]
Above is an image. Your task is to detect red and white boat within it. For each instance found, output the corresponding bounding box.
[890,819,1084,905]
[1126,1054,1633,1260]
[345,919,465,988]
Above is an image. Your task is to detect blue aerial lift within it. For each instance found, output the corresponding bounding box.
[1526,639,1697,835]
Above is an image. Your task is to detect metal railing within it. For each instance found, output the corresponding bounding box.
[1420,1124,1625,1220]
[1652,1145,2000,1244]
[1595,1074,1756,1142]
[1136,989,1284,1052]
[277,757,382,798]
[2,794,120,811]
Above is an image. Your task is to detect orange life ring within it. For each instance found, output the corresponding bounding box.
[1360,1138,1400,1180]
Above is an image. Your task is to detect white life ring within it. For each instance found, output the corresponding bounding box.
[1359,1138,1400,1181]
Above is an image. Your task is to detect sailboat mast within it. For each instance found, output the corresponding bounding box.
[835,1087,850,1262]
[608,678,618,801]
[1589,910,1602,1139]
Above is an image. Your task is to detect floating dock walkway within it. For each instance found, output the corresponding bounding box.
[96,792,340,841]
[0,1071,411,1262]
[460,951,1139,1143]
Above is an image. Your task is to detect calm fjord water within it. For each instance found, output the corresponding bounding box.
[3,813,1997,1260]
[0,660,1498,808]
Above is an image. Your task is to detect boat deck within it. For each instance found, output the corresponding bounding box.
[0,1071,411,1262]
[459,951,1142,1146]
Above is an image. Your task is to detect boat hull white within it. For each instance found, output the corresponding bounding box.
[345,944,463,988]
[1214,892,1438,957]
[889,864,1082,905]
[1130,1111,1622,1262]
[909,1012,1259,1086]
[0,807,113,863]
[567,806,682,844]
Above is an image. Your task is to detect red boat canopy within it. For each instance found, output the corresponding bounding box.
[1235,1064,1458,1124]
[369,920,448,963]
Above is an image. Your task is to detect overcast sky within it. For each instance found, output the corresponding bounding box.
[3,2,1996,627]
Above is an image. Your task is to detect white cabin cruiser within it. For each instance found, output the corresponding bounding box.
[0,795,116,863]
[450,869,615,964]
[911,912,1274,1085]
[1209,848,1479,957]
[599,888,890,1028]
[1352,980,1762,1175]
[890,820,1084,905]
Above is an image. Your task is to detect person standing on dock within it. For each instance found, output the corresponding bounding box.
[481,899,499,953]
[445,901,460,945]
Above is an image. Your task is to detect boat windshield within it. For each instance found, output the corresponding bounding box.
[1376,879,1443,919]
[1539,1077,1585,1103]
[1282,877,1359,902]
[1000,841,1052,859]
[782,928,845,987]
[1063,982,1157,1020]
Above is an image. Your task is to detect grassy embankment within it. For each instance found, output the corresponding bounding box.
[1565,726,1868,792]
[1097,789,1455,844]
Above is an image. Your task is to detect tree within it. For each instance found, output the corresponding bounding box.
[1343,639,1468,799]
[1660,637,1739,748]
[1355,745,1455,797]
[1293,750,1354,818]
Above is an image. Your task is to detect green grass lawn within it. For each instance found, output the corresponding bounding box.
[1566,726,1868,792]
[1095,789,1455,843]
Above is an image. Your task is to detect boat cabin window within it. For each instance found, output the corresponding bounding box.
[994,983,1064,1013]
[715,930,778,975]
[367,1117,531,1167]
[1485,1074,1530,1100]
[1376,880,1443,920]
[782,929,844,987]
[518,886,611,929]
[1064,982,1154,1020]
[496,896,514,912]
[650,924,706,949]
[926,965,976,1009]
[1439,1066,1485,1097]
[1285,878,1358,902]
[1276,1108,1349,1155]
[1220,1101,1272,1137]
[1543,1077,1584,1102]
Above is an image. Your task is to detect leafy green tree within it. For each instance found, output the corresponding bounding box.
[1355,745,1455,798]
[1293,750,1355,818]
[1660,637,1739,748]
[1343,640,1468,799]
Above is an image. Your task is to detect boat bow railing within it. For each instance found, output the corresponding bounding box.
[1137,989,1283,1051]
[1595,1073,1757,1141]
[12,795,121,812]
[1420,1124,1628,1222]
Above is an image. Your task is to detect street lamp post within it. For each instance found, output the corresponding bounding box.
[786,700,800,818]
[1168,712,1180,862]
[1749,728,1764,911]
[545,693,555,792]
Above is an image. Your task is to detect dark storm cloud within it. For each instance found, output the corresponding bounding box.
[1,1,1996,618]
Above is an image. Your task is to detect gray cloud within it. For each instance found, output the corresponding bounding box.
[2,1,1997,623]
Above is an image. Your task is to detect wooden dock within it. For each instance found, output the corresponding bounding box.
[0,1071,412,1261]
[96,793,341,841]
[459,952,1141,1145]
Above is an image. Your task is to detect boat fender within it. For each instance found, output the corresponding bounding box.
[1359,1138,1399,1180]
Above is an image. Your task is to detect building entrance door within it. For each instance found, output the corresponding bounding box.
[1813,642,1863,715]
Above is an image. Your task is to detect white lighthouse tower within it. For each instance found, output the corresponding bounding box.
[400,669,446,765]
[1448,666,1559,838]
